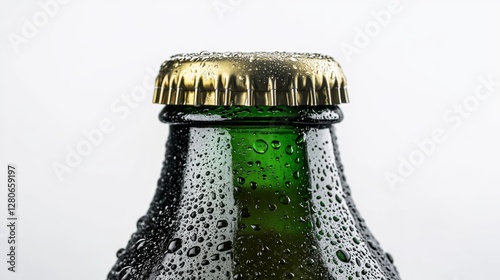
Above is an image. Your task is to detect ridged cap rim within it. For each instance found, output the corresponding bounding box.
[153,51,349,106]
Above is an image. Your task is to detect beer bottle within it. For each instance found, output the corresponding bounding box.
[108,52,401,280]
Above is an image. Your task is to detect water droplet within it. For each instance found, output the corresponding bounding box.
[118,266,133,280]
[336,249,351,263]
[251,224,261,231]
[315,218,321,228]
[368,239,378,250]
[116,248,125,258]
[296,135,304,144]
[216,220,228,228]
[217,241,232,252]
[187,246,201,257]
[253,139,268,154]
[271,140,281,149]
[190,233,197,241]
[167,238,182,253]
[134,239,146,250]
[241,207,251,218]
[285,145,294,155]
[237,177,246,184]
[268,203,277,211]
[279,195,291,205]
[250,181,258,190]
[386,252,394,264]
[136,216,147,230]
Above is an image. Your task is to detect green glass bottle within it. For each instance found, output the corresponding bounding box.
[108,52,401,280]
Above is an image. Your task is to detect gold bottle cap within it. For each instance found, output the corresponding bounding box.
[153,52,349,106]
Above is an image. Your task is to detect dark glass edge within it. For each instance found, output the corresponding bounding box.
[158,105,344,125]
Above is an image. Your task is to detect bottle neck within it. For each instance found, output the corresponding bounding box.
[159,121,339,277]
[159,105,345,238]
[159,105,343,126]
[155,105,385,278]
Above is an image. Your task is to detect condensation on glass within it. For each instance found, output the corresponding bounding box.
[108,52,401,280]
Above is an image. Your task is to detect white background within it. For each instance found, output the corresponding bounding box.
[1,0,499,279]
